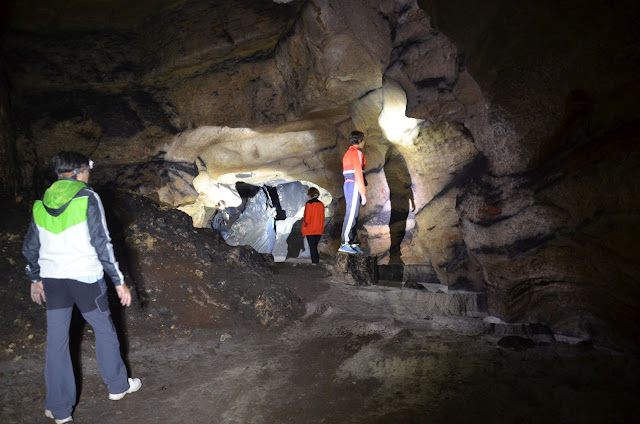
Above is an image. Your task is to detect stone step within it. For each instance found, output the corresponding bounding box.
[333,253,378,286]
[377,264,440,285]
[379,287,488,318]
[377,279,450,292]
[483,319,557,344]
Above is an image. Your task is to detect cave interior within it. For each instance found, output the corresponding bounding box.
[1,0,639,422]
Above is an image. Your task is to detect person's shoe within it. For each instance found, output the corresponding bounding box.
[109,377,142,401]
[350,244,365,254]
[338,244,357,254]
[45,410,73,424]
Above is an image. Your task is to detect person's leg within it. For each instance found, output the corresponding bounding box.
[43,279,75,420]
[307,235,320,264]
[341,181,360,245]
[348,202,360,246]
[267,219,276,254]
[73,279,129,395]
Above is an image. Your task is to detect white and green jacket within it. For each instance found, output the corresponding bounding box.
[22,179,124,285]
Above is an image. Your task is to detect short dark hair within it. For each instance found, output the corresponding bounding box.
[307,187,320,198]
[349,130,364,145]
[52,151,89,176]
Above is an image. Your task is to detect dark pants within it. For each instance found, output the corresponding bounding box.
[43,278,129,419]
[306,234,321,264]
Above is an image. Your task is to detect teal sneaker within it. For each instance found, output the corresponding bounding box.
[350,244,364,254]
[339,244,357,254]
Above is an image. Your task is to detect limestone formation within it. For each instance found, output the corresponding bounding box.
[1,0,638,349]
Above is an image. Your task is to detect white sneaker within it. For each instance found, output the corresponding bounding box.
[45,409,73,424]
[109,377,142,401]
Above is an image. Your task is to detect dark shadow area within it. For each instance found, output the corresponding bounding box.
[234,181,263,229]
[236,182,262,209]
[93,189,146,371]
[384,145,415,264]
[106,283,131,374]
[98,189,143,305]
[69,306,85,404]
[286,219,304,258]
[263,185,286,220]
[0,1,10,36]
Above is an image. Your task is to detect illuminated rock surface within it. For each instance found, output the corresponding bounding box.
[1,0,639,384]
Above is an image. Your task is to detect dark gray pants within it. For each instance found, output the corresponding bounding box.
[43,278,129,419]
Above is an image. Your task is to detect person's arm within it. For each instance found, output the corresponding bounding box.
[86,190,131,306]
[302,203,309,233]
[86,190,124,284]
[22,218,41,282]
[319,202,325,231]
[22,219,46,304]
[351,153,367,205]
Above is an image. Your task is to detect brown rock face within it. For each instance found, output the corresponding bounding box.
[102,190,304,330]
[1,0,639,350]
[333,253,379,286]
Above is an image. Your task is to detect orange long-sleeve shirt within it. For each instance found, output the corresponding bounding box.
[342,145,366,196]
[302,198,325,236]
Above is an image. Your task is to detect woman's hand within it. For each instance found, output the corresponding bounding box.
[30,281,46,305]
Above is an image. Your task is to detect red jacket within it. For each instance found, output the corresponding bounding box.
[342,145,366,196]
[302,198,325,236]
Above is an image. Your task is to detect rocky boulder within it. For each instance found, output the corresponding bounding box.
[333,254,379,286]
[100,190,305,330]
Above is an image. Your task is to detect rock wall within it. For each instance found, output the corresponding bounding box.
[427,0,640,348]
[1,0,639,349]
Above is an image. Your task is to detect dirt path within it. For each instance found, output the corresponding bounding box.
[2,262,639,423]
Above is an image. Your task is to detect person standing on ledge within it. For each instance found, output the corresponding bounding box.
[22,151,142,424]
[302,187,325,264]
[339,130,367,254]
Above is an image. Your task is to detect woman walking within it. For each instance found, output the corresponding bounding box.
[302,187,325,264]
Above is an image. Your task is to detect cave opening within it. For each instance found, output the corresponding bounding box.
[208,180,332,262]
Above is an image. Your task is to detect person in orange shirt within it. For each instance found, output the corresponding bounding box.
[339,130,367,254]
[301,187,325,264]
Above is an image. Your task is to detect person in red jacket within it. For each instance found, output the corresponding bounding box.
[340,130,366,254]
[302,187,325,264]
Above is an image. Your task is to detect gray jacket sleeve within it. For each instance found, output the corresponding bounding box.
[86,189,125,285]
[22,218,41,281]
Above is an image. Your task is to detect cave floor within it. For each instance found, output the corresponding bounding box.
[2,261,639,424]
